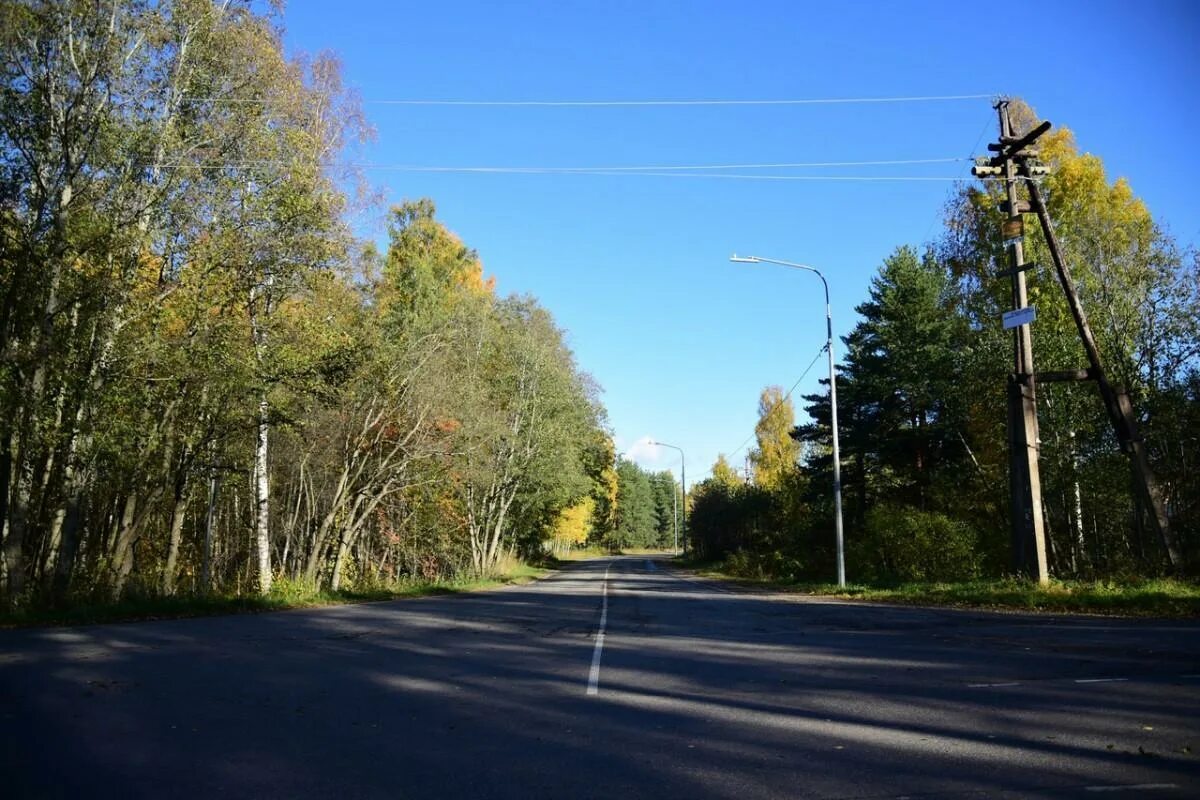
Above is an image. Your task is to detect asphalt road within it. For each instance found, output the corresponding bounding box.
[3,556,1198,799]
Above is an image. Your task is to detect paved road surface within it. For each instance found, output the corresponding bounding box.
[3,556,1198,798]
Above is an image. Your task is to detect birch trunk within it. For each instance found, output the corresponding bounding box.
[201,471,220,593]
[253,394,272,594]
[161,472,191,595]
[109,494,139,598]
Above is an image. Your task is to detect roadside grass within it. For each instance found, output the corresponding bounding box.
[551,545,613,562]
[0,561,550,629]
[551,546,678,562]
[682,560,1200,617]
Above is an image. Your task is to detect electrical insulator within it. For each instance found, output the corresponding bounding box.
[971,164,1003,177]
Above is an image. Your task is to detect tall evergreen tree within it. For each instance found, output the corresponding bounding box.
[613,461,656,549]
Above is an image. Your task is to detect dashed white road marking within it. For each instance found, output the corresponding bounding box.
[966,675,1184,688]
[586,564,612,696]
[1084,784,1178,793]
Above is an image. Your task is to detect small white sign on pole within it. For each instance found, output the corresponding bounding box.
[1002,305,1036,330]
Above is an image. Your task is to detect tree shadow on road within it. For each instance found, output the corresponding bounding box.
[2,557,1198,799]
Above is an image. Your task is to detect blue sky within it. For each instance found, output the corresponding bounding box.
[280,0,1199,485]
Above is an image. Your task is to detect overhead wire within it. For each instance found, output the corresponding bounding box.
[356,156,968,172]
[728,343,829,461]
[150,159,972,181]
[191,93,996,107]
[557,172,963,182]
[165,93,995,181]
[920,111,996,245]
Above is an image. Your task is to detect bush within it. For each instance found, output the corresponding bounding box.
[859,506,979,582]
[724,549,805,581]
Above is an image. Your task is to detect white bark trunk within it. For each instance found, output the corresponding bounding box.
[253,396,272,594]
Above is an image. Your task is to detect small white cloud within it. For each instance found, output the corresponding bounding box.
[623,435,662,466]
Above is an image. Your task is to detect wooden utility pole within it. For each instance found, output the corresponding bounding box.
[974,101,1183,573]
[973,100,1049,582]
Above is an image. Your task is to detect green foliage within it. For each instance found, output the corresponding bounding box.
[379,198,489,337]
[724,549,805,582]
[608,461,680,550]
[0,2,611,611]
[855,506,980,583]
[648,471,681,548]
[612,461,655,549]
[688,472,798,566]
[585,433,620,545]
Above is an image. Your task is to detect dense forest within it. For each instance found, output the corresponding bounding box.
[0,1,634,610]
[689,104,1200,582]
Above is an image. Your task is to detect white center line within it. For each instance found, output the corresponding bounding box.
[1074,677,1128,684]
[586,564,612,696]
[967,682,1021,688]
[1084,784,1178,793]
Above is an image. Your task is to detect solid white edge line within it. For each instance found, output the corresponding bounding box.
[1084,784,1178,792]
[1074,677,1129,684]
[586,564,611,696]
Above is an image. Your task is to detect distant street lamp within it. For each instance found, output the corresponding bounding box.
[730,254,846,588]
[649,440,685,555]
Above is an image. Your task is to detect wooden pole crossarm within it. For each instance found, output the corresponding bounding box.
[987,120,1052,165]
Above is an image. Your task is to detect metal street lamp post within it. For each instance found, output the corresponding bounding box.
[649,440,685,555]
[730,254,845,588]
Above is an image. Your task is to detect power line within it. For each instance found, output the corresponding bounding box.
[567,172,963,182]
[152,156,966,172]
[729,344,828,460]
[151,160,968,181]
[921,112,995,245]
[193,93,996,107]
[359,157,968,172]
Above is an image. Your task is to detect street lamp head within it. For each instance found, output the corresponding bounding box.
[729,254,759,263]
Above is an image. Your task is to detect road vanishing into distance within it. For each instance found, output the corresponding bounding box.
[3,556,1198,799]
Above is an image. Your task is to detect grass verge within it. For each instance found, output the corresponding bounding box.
[0,562,550,629]
[551,546,613,562]
[552,546,679,562]
[683,561,1200,617]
